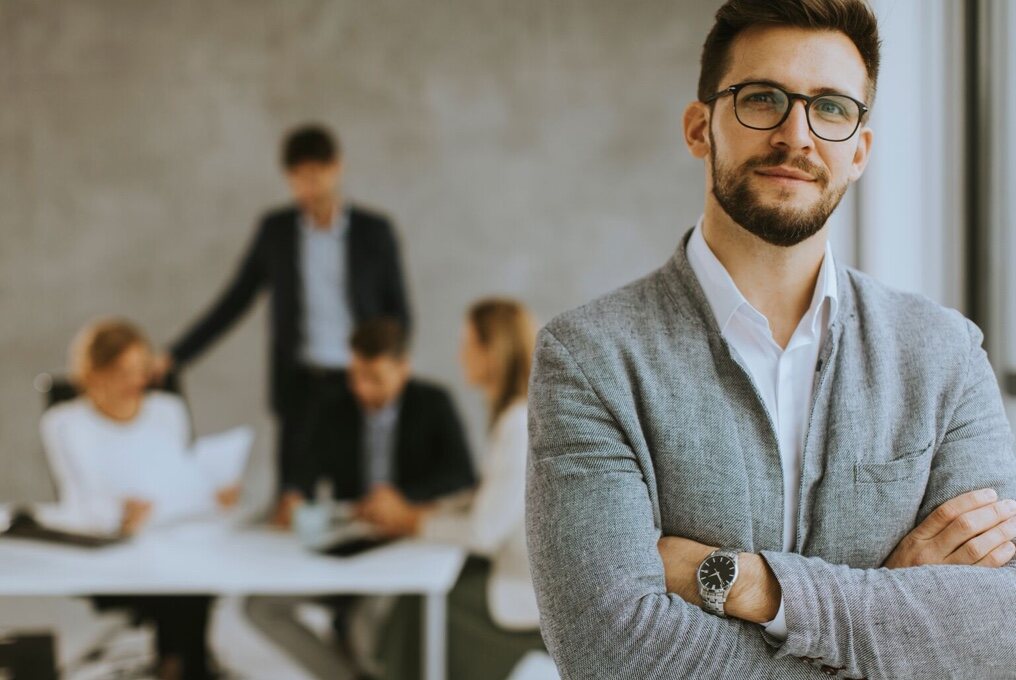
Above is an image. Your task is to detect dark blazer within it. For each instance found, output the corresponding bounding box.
[302,379,476,502]
[169,204,411,413]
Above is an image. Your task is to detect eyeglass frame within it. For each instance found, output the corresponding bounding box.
[702,81,870,142]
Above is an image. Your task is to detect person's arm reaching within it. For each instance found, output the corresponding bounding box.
[166,220,271,368]
[526,328,839,679]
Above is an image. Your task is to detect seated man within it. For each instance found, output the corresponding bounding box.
[246,317,475,680]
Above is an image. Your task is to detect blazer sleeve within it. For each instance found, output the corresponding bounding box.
[405,389,475,502]
[758,320,1016,679]
[169,219,270,366]
[527,327,842,680]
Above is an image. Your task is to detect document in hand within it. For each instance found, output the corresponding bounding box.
[108,426,254,526]
[191,426,254,489]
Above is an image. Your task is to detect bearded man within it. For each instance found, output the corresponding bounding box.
[525,1,1016,678]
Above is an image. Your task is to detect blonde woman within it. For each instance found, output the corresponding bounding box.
[40,318,239,680]
[365,298,545,680]
[41,319,241,534]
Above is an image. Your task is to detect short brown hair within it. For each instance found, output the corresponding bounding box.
[350,318,408,360]
[69,318,149,383]
[698,0,881,106]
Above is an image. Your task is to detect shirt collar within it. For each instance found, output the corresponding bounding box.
[300,203,348,238]
[686,215,839,336]
[364,394,402,424]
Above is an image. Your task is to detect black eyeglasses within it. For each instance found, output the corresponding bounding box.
[703,81,869,142]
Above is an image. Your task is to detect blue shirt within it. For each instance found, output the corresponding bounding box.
[362,398,401,489]
[298,208,353,368]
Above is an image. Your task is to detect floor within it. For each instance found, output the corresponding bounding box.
[0,595,317,680]
[0,596,558,680]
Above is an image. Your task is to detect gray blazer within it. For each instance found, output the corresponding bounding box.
[526,229,1016,679]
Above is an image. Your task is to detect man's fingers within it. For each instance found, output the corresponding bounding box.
[947,516,1016,565]
[936,499,1016,555]
[909,488,999,541]
[974,540,1016,568]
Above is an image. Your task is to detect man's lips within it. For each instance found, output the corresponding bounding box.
[754,166,817,183]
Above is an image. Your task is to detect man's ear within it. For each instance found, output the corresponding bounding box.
[684,101,712,160]
[847,126,873,183]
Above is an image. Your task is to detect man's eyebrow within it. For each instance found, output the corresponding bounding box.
[736,76,863,100]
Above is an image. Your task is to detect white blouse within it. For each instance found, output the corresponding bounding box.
[421,401,539,630]
[40,393,222,534]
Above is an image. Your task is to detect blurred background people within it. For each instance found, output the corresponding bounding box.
[367,298,544,680]
[151,123,412,527]
[39,318,241,680]
[244,317,475,680]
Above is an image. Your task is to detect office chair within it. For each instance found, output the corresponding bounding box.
[36,369,186,408]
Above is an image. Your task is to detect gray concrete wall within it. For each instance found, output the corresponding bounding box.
[0,0,719,504]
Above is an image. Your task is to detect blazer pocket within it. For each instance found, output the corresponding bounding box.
[854,441,934,484]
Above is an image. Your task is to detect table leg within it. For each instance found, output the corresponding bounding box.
[422,591,447,680]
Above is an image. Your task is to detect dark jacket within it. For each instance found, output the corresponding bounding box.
[169,204,411,413]
[305,379,476,502]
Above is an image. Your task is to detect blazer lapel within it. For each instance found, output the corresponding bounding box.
[277,211,302,352]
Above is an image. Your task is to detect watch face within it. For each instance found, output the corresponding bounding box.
[698,555,737,590]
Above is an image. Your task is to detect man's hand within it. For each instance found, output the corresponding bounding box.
[884,488,1016,568]
[149,352,174,385]
[120,498,152,536]
[356,484,427,537]
[271,490,305,529]
[657,536,781,624]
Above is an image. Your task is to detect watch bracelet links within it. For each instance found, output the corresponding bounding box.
[700,547,740,617]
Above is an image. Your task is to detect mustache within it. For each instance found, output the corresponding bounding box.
[740,149,829,186]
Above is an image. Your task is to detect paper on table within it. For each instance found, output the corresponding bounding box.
[191,426,253,488]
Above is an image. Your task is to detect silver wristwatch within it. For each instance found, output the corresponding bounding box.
[696,548,740,617]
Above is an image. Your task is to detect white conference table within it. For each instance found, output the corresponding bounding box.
[0,515,467,680]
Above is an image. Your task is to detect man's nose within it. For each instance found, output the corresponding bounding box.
[769,99,813,150]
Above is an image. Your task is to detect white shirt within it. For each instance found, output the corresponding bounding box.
[40,393,221,534]
[686,217,838,640]
[420,401,539,630]
[299,207,353,368]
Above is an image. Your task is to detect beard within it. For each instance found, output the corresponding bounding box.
[709,128,849,248]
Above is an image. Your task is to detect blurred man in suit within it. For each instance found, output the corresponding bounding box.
[245,318,476,680]
[154,124,411,523]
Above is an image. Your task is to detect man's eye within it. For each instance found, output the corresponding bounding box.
[815,99,848,117]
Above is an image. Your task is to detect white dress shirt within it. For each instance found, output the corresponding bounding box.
[686,216,838,640]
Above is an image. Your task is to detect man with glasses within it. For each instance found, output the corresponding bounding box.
[527,1,1016,678]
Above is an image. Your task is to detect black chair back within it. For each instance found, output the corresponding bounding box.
[38,372,185,410]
